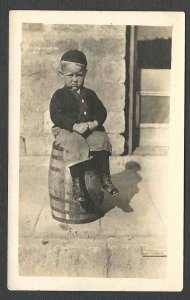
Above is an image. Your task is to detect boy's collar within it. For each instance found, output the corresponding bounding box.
[63,86,85,93]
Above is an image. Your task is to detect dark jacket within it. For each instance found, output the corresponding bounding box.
[50,86,107,132]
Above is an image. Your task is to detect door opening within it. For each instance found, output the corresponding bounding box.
[126,26,172,155]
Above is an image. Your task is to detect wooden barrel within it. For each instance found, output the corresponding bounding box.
[48,142,104,224]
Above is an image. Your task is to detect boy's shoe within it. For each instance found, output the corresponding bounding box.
[101,173,119,196]
[72,177,85,202]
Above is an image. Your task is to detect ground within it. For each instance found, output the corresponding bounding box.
[19,154,168,278]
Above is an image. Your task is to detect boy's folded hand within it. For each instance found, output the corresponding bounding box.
[73,123,89,134]
[87,121,98,131]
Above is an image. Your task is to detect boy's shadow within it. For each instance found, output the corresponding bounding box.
[101,161,142,215]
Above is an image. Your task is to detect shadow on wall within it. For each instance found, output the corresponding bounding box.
[101,161,142,215]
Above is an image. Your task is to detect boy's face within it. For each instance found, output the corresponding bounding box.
[62,62,87,91]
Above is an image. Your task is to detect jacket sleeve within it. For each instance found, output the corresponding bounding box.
[92,91,107,126]
[49,91,78,132]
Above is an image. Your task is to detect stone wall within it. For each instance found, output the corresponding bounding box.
[20,24,126,158]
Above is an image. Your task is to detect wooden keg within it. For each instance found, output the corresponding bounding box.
[48,143,104,224]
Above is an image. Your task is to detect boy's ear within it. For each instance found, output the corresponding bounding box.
[58,61,64,75]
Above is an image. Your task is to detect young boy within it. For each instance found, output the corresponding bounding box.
[50,49,119,203]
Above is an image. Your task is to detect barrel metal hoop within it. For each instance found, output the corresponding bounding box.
[50,204,95,215]
[52,154,63,161]
[50,166,62,172]
[52,213,100,224]
[49,193,71,203]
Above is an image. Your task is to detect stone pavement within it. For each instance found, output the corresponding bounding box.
[19,155,168,278]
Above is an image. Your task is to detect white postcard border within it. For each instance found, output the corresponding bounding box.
[8,10,185,291]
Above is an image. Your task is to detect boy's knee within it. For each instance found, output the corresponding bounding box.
[72,132,89,150]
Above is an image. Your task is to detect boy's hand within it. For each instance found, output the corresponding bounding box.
[87,121,98,131]
[73,123,89,134]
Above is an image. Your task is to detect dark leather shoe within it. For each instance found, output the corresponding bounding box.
[72,177,85,202]
[101,174,119,196]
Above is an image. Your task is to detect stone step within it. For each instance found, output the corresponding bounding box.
[19,237,166,278]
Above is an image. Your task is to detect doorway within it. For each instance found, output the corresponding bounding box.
[127,26,172,155]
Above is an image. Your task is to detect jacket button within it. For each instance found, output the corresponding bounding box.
[84,111,87,115]
[82,99,84,103]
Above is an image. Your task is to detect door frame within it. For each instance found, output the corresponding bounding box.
[128,26,138,155]
[128,26,170,153]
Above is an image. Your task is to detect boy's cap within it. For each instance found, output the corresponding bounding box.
[60,49,87,67]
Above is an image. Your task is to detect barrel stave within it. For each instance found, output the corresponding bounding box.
[48,143,104,224]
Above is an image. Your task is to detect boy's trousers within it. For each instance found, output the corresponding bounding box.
[52,127,112,167]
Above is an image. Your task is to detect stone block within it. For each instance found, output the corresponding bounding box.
[100,38,125,59]
[45,39,79,53]
[21,24,46,49]
[104,112,125,133]
[23,24,126,42]
[51,24,95,34]
[92,25,126,39]
[83,60,103,88]
[22,23,79,54]
[97,84,125,112]
[18,236,166,277]
[57,239,107,277]
[82,37,125,60]
[50,24,126,40]
[20,156,50,167]
[20,136,26,155]
[21,56,61,101]
[42,25,85,45]
[19,238,107,277]
[20,112,43,135]
[139,256,166,278]
[108,134,125,155]
[109,155,129,174]
[25,135,53,155]
[102,61,125,83]
[106,237,166,278]
[43,110,53,134]
[19,241,59,276]
[107,245,142,278]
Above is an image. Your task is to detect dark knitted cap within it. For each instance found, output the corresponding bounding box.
[60,49,87,67]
